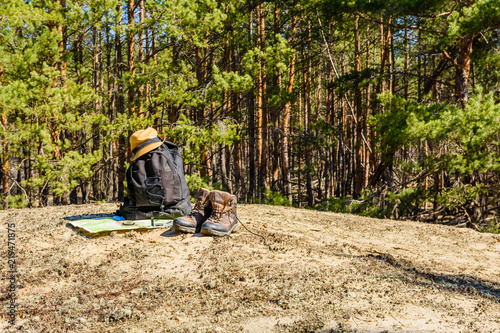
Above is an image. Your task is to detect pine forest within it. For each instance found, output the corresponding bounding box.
[1,0,500,231]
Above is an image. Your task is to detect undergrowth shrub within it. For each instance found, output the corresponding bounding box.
[248,189,291,206]
[6,194,29,209]
[481,220,500,234]
[321,187,428,220]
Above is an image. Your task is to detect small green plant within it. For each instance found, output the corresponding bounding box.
[320,196,353,213]
[6,194,29,209]
[321,187,428,220]
[436,184,487,211]
[185,174,213,197]
[481,220,500,234]
[211,182,228,192]
[263,189,291,206]
[248,189,291,206]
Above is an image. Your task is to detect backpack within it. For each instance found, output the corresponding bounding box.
[118,141,192,220]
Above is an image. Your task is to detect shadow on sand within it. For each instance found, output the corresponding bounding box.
[366,252,500,302]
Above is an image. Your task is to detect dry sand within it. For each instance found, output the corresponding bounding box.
[1,203,499,332]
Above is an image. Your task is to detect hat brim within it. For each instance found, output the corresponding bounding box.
[130,139,164,161]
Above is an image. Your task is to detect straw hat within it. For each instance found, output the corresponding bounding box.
[130,128,165,161]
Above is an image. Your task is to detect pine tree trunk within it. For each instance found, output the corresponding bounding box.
[220,142,228,190]
[92,24,102,201]
[353,15,363,198]
[127,0,136,116]
[256,5,262,195]
[151,7,159,118]
[364,23,371,188]
[195,46,205,123]
[247,10,256,200]
[380,15,389,100]
[58,0,67,85]
[404,18,409,101]
[1,112,8,209]
[271,2,281,193]
[444,34,474,106]
[281,14,296,203]
[53,0,68,205]
[105,14,113,201]
[257,3,267,198]
[325,21,335,198]
[417,28,422,102]
[233,139,242,197]
[305,21,314,207]
[316,64,323,200]
[0,65,8,208]
[138,0,145,114]
[402,19,410,188]
[115,4,125,201]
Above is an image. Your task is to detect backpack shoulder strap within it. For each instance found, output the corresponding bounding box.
[163,141,179,151]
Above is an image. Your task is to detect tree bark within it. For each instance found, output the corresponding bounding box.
[305,20,314,207]
[1,109,8,209]
[127,0,136,116]
[247,10,256,200]
[354,15,363,198]
[443,34,475,106]
[138,0,146,114]
[271,1,281,192]
[115,4,125,201]
[256,3,267,197]
[281,14,296,203]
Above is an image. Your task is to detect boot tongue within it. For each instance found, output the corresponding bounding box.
[191,188,210,214]
[196,187,210,201]
[209,190,231,212]
[196,189,207,202]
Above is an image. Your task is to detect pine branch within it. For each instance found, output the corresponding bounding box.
[442,50,459,69]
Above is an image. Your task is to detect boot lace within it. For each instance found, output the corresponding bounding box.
[211,209,223,222]
[189,201,204,217]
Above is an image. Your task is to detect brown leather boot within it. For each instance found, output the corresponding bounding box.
[201,190,238,236]
[173,188,211,233]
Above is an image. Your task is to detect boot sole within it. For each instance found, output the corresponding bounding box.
[201,222,239,237]
[173,223,196,234]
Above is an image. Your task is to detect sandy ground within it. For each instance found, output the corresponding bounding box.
[0,203,499,332]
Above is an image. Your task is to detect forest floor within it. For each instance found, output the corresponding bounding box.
[0,203,499,333]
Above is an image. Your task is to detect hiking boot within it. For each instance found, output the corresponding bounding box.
[173,188,211,233]
[201,190,238,236]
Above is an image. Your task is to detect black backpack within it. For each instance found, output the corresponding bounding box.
[118,141,192,220]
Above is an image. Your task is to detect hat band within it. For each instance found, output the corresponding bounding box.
[132,137,162,155]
